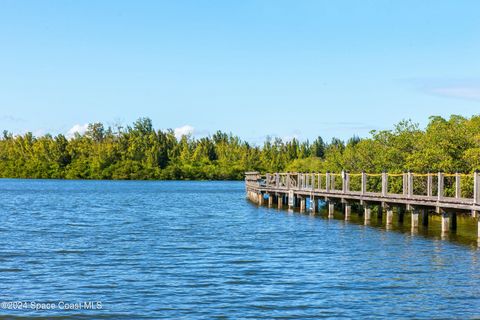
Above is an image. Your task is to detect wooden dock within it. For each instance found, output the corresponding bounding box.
[245,171,480,238]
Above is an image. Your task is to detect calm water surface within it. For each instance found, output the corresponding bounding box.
[0,179,479,319]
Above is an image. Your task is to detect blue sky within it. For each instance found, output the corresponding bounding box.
[0,0,479,143]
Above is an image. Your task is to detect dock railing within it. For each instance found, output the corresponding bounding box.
[246,171,480,209]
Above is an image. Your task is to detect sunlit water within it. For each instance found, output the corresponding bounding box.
[0,179,479,319]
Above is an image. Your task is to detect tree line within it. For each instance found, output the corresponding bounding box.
[1,115,479,180]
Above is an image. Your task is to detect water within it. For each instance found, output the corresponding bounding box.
[0,179,480,319]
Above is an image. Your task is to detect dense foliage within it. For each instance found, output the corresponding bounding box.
[1,115,480,180]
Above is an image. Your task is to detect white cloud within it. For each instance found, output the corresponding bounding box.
[66,123,88,139]
[174,125,194,139]
[430,86,480,101]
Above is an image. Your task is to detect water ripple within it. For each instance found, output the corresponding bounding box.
[0,179,479,319]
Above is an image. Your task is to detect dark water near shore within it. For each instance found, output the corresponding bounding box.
[0,179,480,319]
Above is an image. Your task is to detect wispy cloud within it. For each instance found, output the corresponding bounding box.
[174,125,194,139]
[66,124,88,139]
[0,115,25,122]
[429,86,480,101]
[402,77,480,101]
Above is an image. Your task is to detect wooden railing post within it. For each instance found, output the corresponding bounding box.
[407,172,413,197]
[361,172,366,195]
[247,171,479,219]
[326,172,330,192]
[455,172,461,198]
[427,173,432,197]
[438,172,444,201]
[344,171,350,193]
[474,171,480,205]
[381,171,388,196]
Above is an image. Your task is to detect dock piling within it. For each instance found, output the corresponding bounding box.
[364,205,371,223]
[345,204,351,220]
[411,210,419,229]
[441,213,450,233]
[300,197,306,212]
[328,202,335,218]
[245,171,480,241]
[310,197,316,213]
[257,193,263,205]
[386,208,393,225]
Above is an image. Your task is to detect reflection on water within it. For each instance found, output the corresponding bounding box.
[282,201,480,248]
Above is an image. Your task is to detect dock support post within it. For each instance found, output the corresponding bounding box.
[300,197,305,212]
[310,197,316,213]
[277,194,282,209]
[268,194,273,208]
[386,208,393,225]
[441,212,450,233]
[328,202,335,218]
[364,205,371,223]
[258,193,263,205]
[477,218,480,241]
[345,204,351,220]
[421,209,429,226]
[288,192,294,209]
[411,209,419,229]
